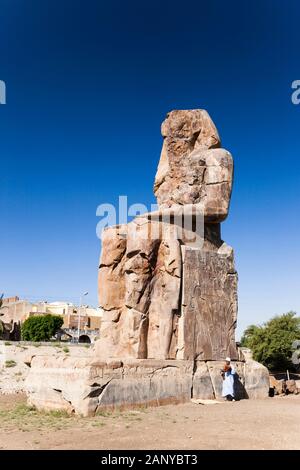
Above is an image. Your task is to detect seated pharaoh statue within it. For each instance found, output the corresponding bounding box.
[25,109,270,416]
[95,109,238,362]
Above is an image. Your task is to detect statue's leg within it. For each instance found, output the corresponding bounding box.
[123,219,161,358]
[148,236,182,359]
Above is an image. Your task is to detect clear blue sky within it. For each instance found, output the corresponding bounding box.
[0,0,299,337]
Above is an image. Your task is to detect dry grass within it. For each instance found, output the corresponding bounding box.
[0,393,300,450]
[0,396,148,435]
[4,360,17,368]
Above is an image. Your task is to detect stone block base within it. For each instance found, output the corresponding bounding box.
[26,356,194,416]
[192,360,270,400]
[25,356,269,416]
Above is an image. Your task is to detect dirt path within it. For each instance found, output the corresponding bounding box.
[0,394,299,450]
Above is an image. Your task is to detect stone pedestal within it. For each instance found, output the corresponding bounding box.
[26,356,194,416]
[26,355,269,416]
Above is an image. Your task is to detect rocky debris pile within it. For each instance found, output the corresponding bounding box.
[269,375,300,396]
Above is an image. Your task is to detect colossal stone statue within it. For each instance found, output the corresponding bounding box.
[26,109,269,415]
[95,109,238,362]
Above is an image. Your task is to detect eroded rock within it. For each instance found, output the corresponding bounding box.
[179,244,238,361]
[154,109,233,222]
[96,219,182,360]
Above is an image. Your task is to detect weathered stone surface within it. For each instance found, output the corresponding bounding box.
[243,359,270,399]
[96,218,182,360]
[196,360,268,400]
[192,361,215,399]
[286,379,297,394]
[26,357,194,416]
[179,244,238,361]
[97,222,237,362]
[26,356,269,415]
[154,109,233,222]
[160,109,220,144]
[98,224,128,311]
[269,377,298,395]
[0,342,92,394]
[269,376,280,394]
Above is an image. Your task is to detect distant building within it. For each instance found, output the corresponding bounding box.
[1,296,32,324]
[1,297,103,343]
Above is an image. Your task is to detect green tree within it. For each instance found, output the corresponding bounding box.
[241,311,300,371]
[21,314,63,342]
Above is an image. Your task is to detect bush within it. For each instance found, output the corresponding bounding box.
[241,311,300,371]
[5,360,16,368]
[21,314,63,342]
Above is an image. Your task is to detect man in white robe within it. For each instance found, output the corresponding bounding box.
[222,357,235,401]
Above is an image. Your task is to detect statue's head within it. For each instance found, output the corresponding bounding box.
[154,109,234,223]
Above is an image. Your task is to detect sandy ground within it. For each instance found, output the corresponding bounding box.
[0,393,299,450]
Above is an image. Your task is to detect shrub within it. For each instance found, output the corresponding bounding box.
[241,311,300,371]
[21,314,63,342]
[5,360,17,368]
